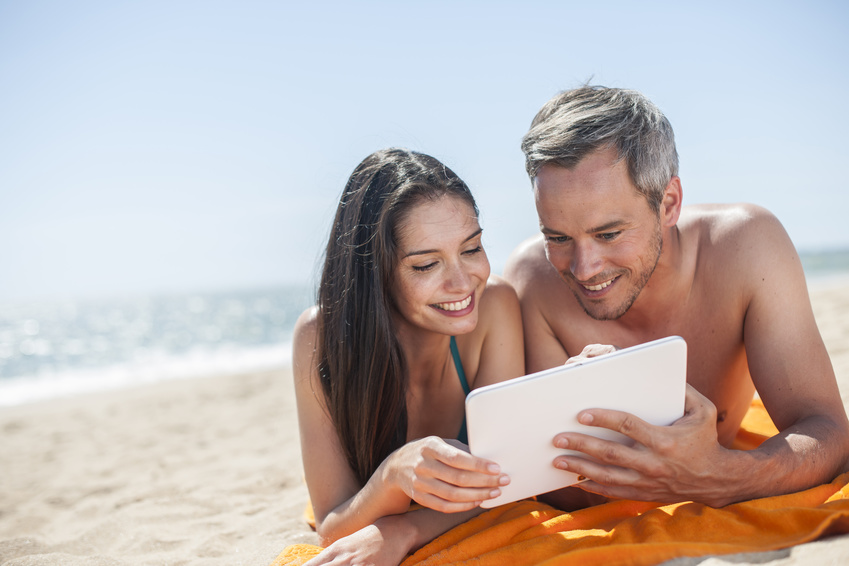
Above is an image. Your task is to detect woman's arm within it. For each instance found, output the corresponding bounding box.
[305,507,483,566]
[293,309,507,546]
[293,308,364,543]
[301,279,528,564]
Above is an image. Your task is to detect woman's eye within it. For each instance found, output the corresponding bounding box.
[463,245,483,256]
[412,262,437,272]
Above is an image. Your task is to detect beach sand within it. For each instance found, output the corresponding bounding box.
[2,281,849,566]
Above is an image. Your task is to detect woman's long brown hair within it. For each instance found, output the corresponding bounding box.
[317,148,478,486]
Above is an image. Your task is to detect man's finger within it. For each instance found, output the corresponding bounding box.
[568,408,656,446]
[553,431,644,469]
[552,454,641,488]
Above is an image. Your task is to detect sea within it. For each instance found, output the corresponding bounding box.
[0,284,314,406]
[2,249,848,407]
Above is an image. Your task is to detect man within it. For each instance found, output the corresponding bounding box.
[504,86,849,507]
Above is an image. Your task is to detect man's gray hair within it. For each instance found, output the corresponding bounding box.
[521,86,679,214]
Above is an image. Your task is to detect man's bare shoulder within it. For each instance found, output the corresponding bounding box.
[681,202,776,232]
[681,203,794,264]
[503,234,561,296]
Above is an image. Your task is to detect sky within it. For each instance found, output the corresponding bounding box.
[1,0,848,301]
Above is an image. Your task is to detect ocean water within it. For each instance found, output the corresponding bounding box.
[799,249,849,281]
[2,249,848,407]
[0,285,313,406]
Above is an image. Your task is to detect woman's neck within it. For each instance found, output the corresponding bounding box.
[394,322,454,388]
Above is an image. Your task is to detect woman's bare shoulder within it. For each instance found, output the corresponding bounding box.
[480,275,520,311]
[294,305,319,335]
[293,306,321,387]
[475,275,523,340]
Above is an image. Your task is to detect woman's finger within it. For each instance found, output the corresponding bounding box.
[424,437,502,475]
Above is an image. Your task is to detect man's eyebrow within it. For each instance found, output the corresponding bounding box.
[403,228,483,258]
[590,220,627,233]
[540,221,626,236]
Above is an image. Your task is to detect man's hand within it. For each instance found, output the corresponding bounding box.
[564,344,618,365]
[551,385,738,507]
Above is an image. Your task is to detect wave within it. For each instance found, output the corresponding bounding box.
[0,341,293,407]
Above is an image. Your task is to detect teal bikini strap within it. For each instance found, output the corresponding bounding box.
[450,336,470,445]
[450,336,470,394]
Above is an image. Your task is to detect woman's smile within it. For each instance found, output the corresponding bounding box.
[431,293,474,314]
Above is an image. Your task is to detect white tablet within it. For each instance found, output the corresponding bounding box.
[465,335,687,508]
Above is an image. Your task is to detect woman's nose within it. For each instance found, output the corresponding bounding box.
[444,261,472,291]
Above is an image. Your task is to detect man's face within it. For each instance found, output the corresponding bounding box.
[533,148,663,321]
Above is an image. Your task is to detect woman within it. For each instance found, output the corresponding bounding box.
[292,148,524,565]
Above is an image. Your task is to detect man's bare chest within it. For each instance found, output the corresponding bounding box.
[553,295,755,444]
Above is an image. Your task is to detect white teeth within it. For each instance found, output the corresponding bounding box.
[434,295,472,311]
[583,279,614,291]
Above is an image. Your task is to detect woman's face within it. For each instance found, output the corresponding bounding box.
[390,194,490,338]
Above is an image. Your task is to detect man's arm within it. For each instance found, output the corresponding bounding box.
[550,207,849,505]
[733,207,849,494]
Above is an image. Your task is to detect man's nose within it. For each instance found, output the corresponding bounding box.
[570,242,604,282]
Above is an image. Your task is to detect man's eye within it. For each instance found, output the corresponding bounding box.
[545,235,569,244]
[412,262,437,272]
[599,232,620,241]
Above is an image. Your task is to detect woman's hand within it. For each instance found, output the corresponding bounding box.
[380,436,509,513]
[305,517,413,566]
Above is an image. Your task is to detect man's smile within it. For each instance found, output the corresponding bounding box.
[581,277,616,292]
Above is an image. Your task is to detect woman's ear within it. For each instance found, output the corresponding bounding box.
[660,176,683,227]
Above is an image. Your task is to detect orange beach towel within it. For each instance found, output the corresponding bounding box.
[271,400,849,565]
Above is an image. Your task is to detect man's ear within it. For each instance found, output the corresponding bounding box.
[660,176,683,228]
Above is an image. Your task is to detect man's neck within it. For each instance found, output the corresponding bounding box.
[614,224,692,333]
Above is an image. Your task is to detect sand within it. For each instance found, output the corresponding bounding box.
[2,280,849,566]
[0,370,315,565]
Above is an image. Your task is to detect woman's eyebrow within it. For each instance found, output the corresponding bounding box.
[403,228,483,258]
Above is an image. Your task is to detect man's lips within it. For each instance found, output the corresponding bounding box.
[564,274,621,296]
[581,277,616,292]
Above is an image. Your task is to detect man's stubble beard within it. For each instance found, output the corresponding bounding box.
[567,221,664,322]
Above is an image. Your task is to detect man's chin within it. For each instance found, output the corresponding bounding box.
[570,291,632,321]
[581,304,627,321]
